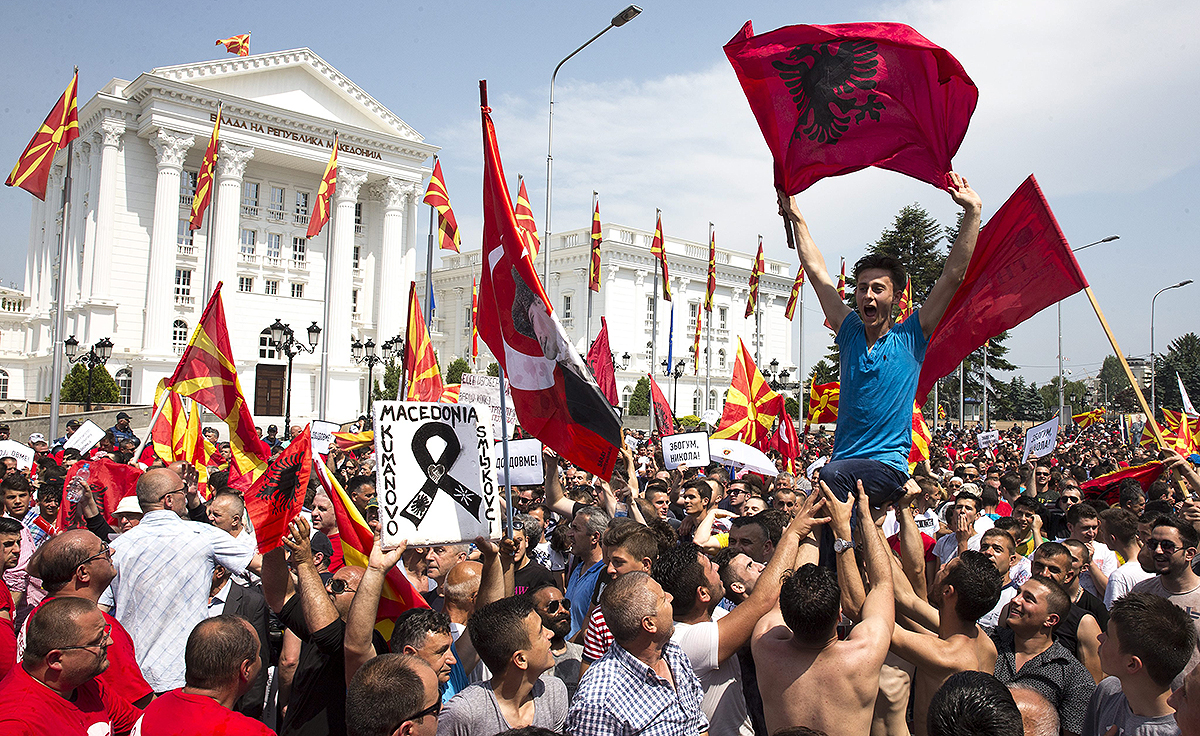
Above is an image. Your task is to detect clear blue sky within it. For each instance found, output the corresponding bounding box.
[3,0,1197,389]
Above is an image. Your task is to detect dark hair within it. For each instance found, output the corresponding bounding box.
[390,608,451,652]
[683,478,712,503]
[0,516,22,535]
[943,551,1002,623]
[37,479,62,503]
[754,509,789,546]
[1,473,31,493]
[1098,508,1139,545]
[980,528,1015,553]
[468,596,538,673]
[852,253,906,295]
[346,474,377,497]
[24,596,96,661]
[779,564,841,645]
[1117,480,1145,508]
[604,526,658,568]
[730,515,773,544]
[1108,592,1197,688]
[992,517,1021,535]
[185,615,259,689]
[346,654,428,736]
[1028,576,1071,631]
[1143,500,1174,519]
[1000,474,1022,496]
[954,491,982,512]
[979,484,999,508]
[1151,515,1200,550]
[928,670,1023,736]
[1065,503,1098,527]
[1012,496,1040,514]
[651,543,708,618]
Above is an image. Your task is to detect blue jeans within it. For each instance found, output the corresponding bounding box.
[815,457,909,567]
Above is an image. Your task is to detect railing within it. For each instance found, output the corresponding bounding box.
[266,208,285,222]
[564,233,582,247]
[293,213,310,226]
[179,193,194,207]
[354,223,364,236]
[561,317,574,330]
[242,205,260,218]
[0,299,26,313]
[174,294,195,306]
[173,344,186,355]
[177,243,195,256]
[263,256,284,269]
[239,252,258,264]
[291,258,307,271]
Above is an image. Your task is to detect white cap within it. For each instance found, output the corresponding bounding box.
[114,495,143,517]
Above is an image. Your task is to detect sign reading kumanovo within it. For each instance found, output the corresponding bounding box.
[374,401,502,546]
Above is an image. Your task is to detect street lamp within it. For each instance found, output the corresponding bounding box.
[612,351,630,371]
[1059,235,1120,421]
[64,336,115,412]
[543,5,642,283]
[267,319,321,438]
[661,357,685,416]
[352,336,397,417]
[1151,279,1193,419]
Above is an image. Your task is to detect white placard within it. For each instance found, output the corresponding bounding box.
[1021,416,1060,463]
[310,420,339,456]
[374,401,502,546]
[977,430,1000,450]
[662,432,711,470]
[65,420,105,452]
[496,438,543,486]
[0,440,34,470]
[458,373,518,439]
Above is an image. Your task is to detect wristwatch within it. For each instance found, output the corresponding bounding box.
[834,538,854,554]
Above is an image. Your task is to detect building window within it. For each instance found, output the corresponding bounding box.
[295,191,309,217]
[719,348,726,370]
[238,277,254,293]
[0,369,8,400]
[621,385,633,411]
[646,296,655,323]
[266,233,282,259]
[291,237,306,266]
[259,329,276,359]
[172,320,189,352]
[693,390,701,416]
[177,219,193,247]
[240,229,257,255]
[175,269,192,300]
[116,369,132,405]
[268,186,285,220]
[352,289,359,314]
[719,306,728,330]
[242,182,259,208]
[354,202,363,225]
[464,305,472,334]
[562,294,573,319]
[291,283,304,298]
[352,245,361,270]
[179,171,198,203]
[264,279,278,296]
[709,389,718,411]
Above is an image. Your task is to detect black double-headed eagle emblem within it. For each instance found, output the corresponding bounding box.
[772,40,885,144]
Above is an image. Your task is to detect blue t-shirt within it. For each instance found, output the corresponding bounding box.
[832,310,928,473]
[565,560,606,639]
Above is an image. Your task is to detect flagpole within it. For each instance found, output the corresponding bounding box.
[202,100,222,298]
[932,381,939,433]
[319,160,336,421]
[131,387,172,462]
[705,223,713,427]
[585,191,596,348]
[48,68,79,444]
[649,209,660,436]
[755,235,762,366]
[982,342,989,429]
[425,156,437,328]
[498,367,513,539]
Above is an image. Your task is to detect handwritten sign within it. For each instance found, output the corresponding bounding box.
[977,430,1000,450]
[662,432,711,470]
[65,420,105,453]
[0,440,34,470]
[458,373,518,439]
[374,401,501,546]
[310,420,339,456]
[1021,416,1059,463]
[496,438,543,486]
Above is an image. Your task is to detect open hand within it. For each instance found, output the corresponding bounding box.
[283,517,313,566]
[946,172,981,211]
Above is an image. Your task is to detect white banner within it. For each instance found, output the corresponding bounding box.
[374,401,502,546]
[65,420,105,453]
[0,440,34,470]
[977,430,1000,450]
[310,420,339,456]
[662,432,711,470]
[496,438,543,486]
[1021,416,1060,463]
[458,373,518,439]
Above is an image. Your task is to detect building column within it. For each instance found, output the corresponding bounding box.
[373,177,415,343]
[63,143,87,311]
[37,165,64,320]
[208,142,254,295]
[327,167,368,367]
[634,269,647,371]
[142,128,195,354]
[403,187,418,288]
[90,119,125,303]
[78,133,103,307]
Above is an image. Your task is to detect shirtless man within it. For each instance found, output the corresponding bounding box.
[752,483,894,736]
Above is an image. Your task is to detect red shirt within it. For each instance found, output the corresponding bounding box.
[996,500,1012,517]
[132,690,275,736]
[17,609,153,706]
[0,664,142,736]
[0,584,14,680]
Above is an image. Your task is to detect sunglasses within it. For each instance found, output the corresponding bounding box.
[541,598,571,613]
[328,578,357,595]
[158,486,187,502]
[77,543,111,568]
[1147,539,1182,554]
[395,699,442,727]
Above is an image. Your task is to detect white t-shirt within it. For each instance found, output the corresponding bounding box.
[671,607,754,736]
[932,532,982,567]
[881,508,940,538]
[1078,541,1119,599]
[979,581,1020,630]
[1103,557,1155,609]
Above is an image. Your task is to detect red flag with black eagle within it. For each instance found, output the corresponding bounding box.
[475,82,623,479]
[244,426,312,554]
[648,374,675,436]
[586,317,619,406]
[58,457,143,530]
[724,21,977,196]
[1080,461,1166,506]
[915,175,1089,404]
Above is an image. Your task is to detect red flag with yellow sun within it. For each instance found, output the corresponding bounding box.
[713,338,784,446]
[807,381,840,428]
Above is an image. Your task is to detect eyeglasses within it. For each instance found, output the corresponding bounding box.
[328,578,358,595]
[541,598,571,613]
[1147,539,1181,554]
[58,623,112,652]
[77,543,111,568]
[396,699,442,727]
[158,486,187,502]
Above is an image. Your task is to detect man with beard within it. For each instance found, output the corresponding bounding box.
[1131,515,1200,689]
[529,583,582,700]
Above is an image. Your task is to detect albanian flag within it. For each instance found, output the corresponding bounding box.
[916,176,1089,405]
[245,426,312,554]
[1081,461,1166,506]
[586,317,619,406]
[713,337,784,445]
[59,457,143,530]
[475,82,623,479]
[724,21,977,195]
[648,374,675,436]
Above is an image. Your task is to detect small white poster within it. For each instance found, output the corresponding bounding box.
[458,373,518,439]
[310,420,339,456]
[496,438,543,487]
[0,440,34,470]
[662,432,711,470]
[65,420,105,453]
[374,401,502,546]
[1021,416,1060,463]
[977,430,1000,450]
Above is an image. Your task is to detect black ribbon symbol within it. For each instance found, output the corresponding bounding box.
[400,422,483,527]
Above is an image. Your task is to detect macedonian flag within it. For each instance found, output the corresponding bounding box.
[216,34,251,56]
[1072,408,1104,428]
[908,401,932,471]
[898,275,913,322]
[837,257,848,300]
[515,176,540,259]
[189,106,220,230]
[785,264,805,320]
[705,226,716,313]
[6,71,79,201]
[807,381,840,428]
[306,136,337,238]
[588,193,602,292]
[404,281,444,401]
[651,210,671,300]
[423,158,461,253]
[713,337,784,445]
[746,237,764,319]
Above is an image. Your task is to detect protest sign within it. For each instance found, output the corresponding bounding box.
[0,440,34,470]
[1021,416,1059,463]
[662,432,711,470]
[496,438,543,486]
[977,430,1000,450]
[65,420,105,453]
[458,373,518,438]
[374,401,502,546]
[310,420,339,456]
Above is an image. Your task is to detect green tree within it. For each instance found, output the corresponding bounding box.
[1098,355,1132,399]
[871,203,948,301]
[373,359,402,401]
[1039,376,1087,417]
[801,360,838,422]
[445,358,471,385]
[487,362,500,377]
[61,364,120,405]
[784,396,800,418]
[1152,332,1200,418]
[628,376,650,416]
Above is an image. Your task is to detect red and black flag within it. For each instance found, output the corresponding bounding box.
[648,373,675,436]
[1080,461,1165,506]
[586,317,619,406]
[245,425,312,554]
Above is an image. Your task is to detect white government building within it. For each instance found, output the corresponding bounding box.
[7,48,803,425]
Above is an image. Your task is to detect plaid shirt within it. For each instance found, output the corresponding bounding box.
[21,509,54,547]
[566,640,708,736]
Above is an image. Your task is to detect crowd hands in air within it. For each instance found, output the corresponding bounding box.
[2,175,1200,736]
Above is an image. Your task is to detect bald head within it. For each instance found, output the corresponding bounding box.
[1010,686,1059,736]
[443,561,482,608]
[37,530,112,594]
[207,493,245,535]
[136,468,185,514]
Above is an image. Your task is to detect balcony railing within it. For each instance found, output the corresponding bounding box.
[263,256,284,269]
[241,204,260,218]
[266,207,285,222]
[179,193,194,207]
[354,223,364,236]
[293,213,310,226]
[291,258,308,271]
[239,252,258,264]
[177,243,196,256]
[174,294,195,306]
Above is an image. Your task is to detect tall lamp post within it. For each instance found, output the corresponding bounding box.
[1151,279,1193,419]
[268,319,321,439]
[1059,235,1120,421]
[543,5,642,282]
[352,337,397,418]
[63,336,114,412]
[661,357,685,416]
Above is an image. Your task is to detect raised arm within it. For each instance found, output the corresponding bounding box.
[282,517,340,635]
[778,190,853,334]
[542,448,576,520]
[820,480,866,620]
[919,172,982,339]
[344,528,407,685]
[896,481,928,600]
[261,545,294,614]
[854,483,894,640]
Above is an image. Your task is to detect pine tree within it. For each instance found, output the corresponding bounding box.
[871,203,948,299]
[487,362,500,377]
[628,376,650,416]
[445,358,471,385]
[373,359,402,401]
[1098,355,1131,398]
[61,364,120,405]
[1152,333,1200,417]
